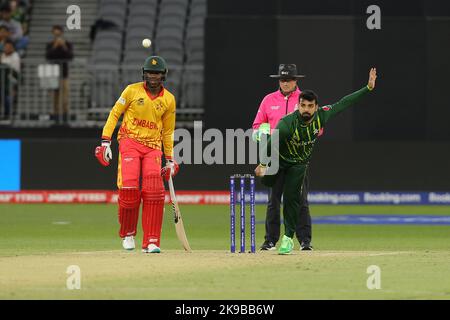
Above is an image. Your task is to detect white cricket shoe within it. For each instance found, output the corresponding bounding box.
[122,236,135,250]
[142,243,161,253]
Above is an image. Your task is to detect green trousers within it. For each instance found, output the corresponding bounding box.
[261,162,307,238]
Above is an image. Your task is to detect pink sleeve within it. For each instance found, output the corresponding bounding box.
[252,96,269,130]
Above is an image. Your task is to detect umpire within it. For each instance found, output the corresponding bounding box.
[252,64,313,251]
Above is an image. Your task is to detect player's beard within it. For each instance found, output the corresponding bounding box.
[300,112,313,121]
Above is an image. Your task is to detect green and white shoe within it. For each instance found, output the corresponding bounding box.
[142,244,161,253]
[278,235,294,255]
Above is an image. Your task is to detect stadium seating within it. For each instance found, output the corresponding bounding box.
[184,0,205,108]
[130,0,158,8]
[129,4,158,18]
[191,0,207,18]
[88,0,206,110]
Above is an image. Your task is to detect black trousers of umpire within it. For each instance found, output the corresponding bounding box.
[264,170,312,245]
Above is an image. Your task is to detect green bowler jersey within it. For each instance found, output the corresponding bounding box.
[262,86,371,165]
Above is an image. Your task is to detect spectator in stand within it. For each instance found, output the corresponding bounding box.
[45,25,74,124]
[3,0,28,54]
[1,38,20,72]
[10,0,26,26]
[0,3,28,55]
[0,25,10,53]
[10,1,26,33]
[0,38,19,118]
[0,5,22,43]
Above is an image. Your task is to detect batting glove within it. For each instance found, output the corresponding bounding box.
[95,139,112,167]
[161,157,179,181]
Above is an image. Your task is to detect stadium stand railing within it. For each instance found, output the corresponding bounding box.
[2,0,205,128]
[1,58,203,128]
[0,63,16,123]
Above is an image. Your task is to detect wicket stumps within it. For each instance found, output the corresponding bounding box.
[230,174,256,253]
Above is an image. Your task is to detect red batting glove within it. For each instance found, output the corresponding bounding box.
[95,139,112,167]
[161,158,179,181]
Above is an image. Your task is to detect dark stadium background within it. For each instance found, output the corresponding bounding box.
[0,0,449,192]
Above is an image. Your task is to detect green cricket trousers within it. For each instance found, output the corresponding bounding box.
[261,162,308,238]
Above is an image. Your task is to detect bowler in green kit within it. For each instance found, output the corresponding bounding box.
[255,68,378,254]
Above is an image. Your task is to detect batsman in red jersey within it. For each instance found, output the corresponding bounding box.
[95,56,179,253]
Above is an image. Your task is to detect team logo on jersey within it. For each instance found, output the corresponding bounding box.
[151,59,157,65]
[154,103,162,111]
[322,105,331,111]
[137,98,145,105]
[271,105,280,110]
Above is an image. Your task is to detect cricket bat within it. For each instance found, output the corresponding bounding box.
[168,175,192,252]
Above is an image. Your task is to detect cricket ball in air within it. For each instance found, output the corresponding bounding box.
[142,38,152,48]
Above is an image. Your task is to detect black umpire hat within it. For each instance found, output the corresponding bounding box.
[270,64,305,79]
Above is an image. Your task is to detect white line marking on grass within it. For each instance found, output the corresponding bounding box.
[52,221,71,225]
[316,251,409,257]
[366,252,408,257]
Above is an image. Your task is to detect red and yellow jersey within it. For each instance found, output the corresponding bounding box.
[102,82,176,158]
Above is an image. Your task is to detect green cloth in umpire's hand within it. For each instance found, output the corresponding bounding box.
[252,123,271,142]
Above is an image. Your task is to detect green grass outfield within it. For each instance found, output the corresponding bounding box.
[0,204,449,299]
